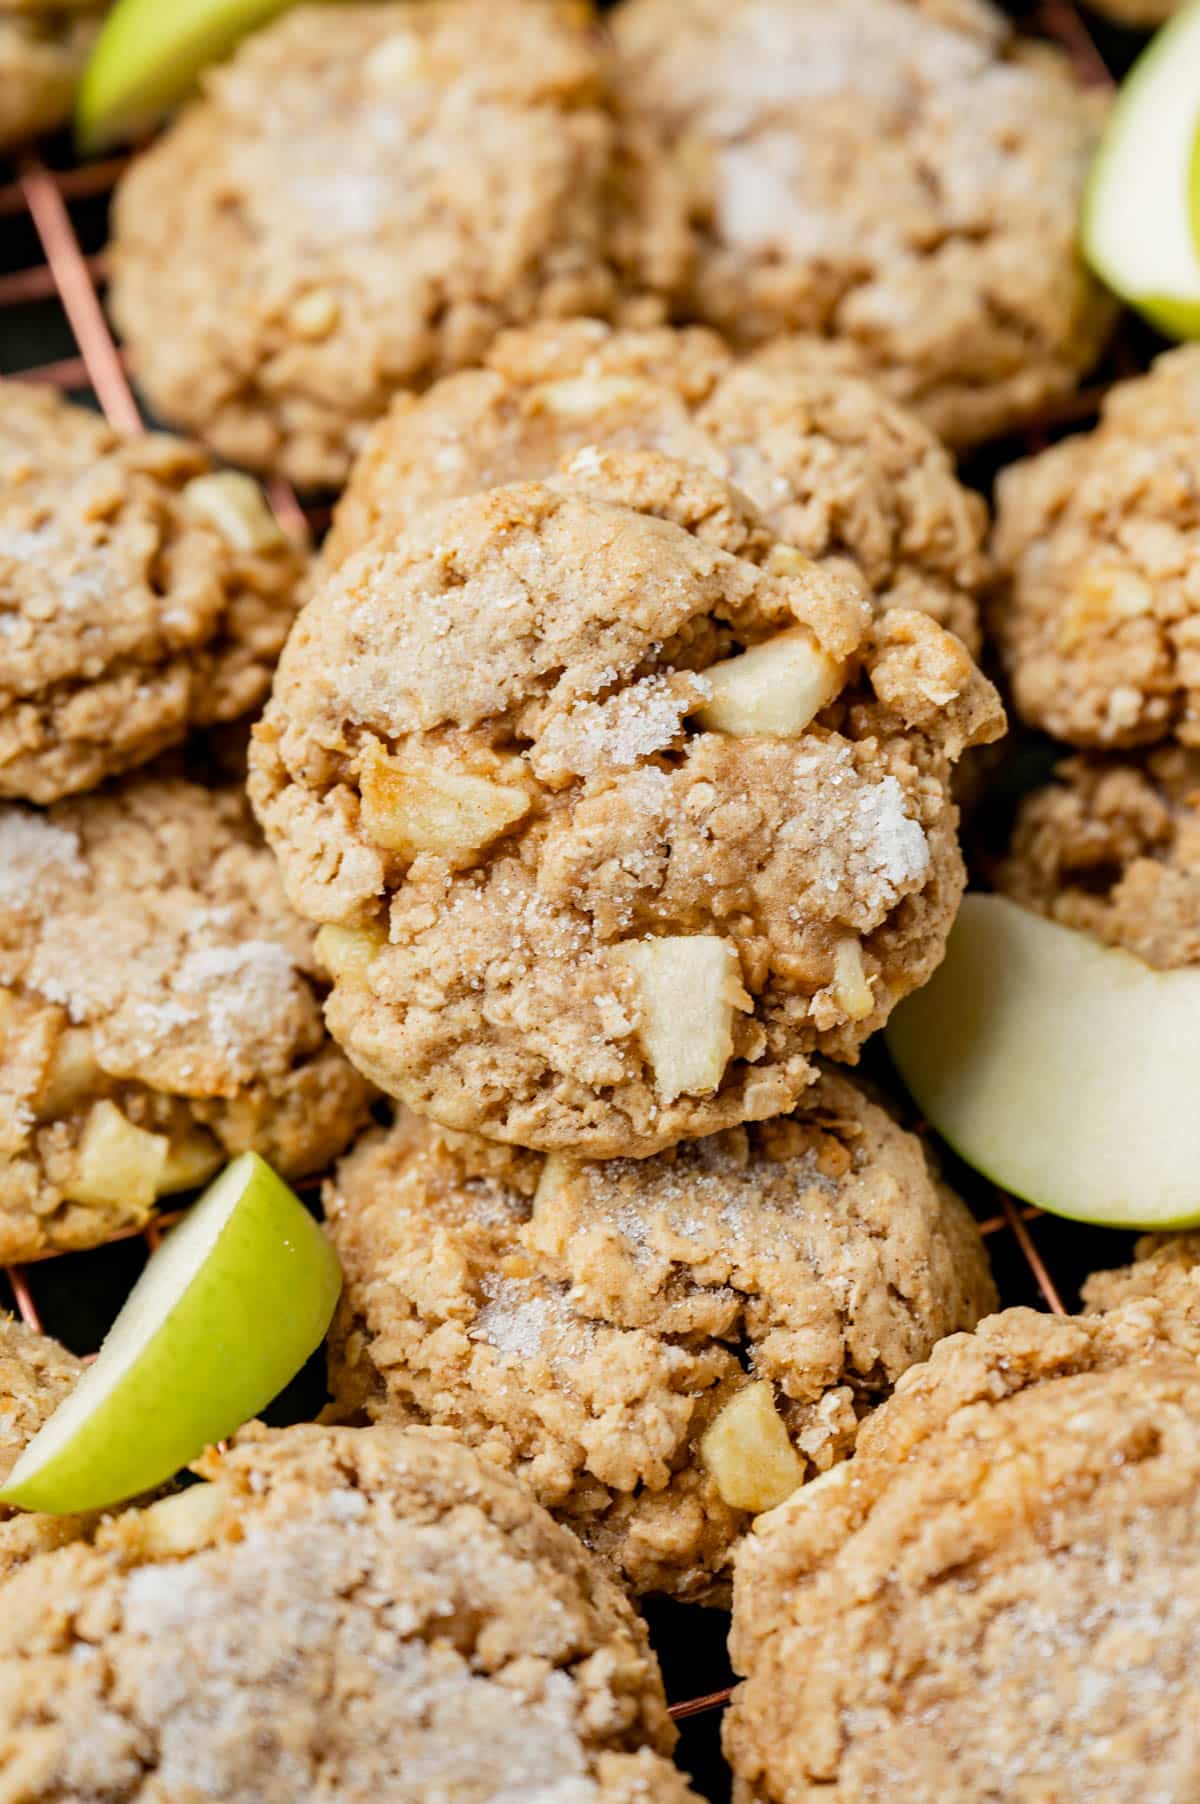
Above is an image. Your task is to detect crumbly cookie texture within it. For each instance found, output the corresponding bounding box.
[995,748,1200,971]
[107,0,691,490]
[327,319,989,650]
[612,0,1114,448]
[0,773,374,1263]
[0,5,102,150]
[0,381,304,804]
[325,1071,995,1602]
[0,1422,699,1802]
[250,456,1004,1155]
[1084,1234,1200,1347]
[0,1318,97,1579]
[993,348,1200,750]
[725,1301,1200,1803]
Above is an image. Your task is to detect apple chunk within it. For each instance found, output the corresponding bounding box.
[0,1152,341,1515]
[63,1101,168,1212]
[1082,0,1200,340]
[693,627,843,738]
[611,934,749,1102]
[359,745,529,864]
[701,1381,805,1514]
[886,893,1200,1229]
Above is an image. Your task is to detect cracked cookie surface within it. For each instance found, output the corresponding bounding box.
[0,381,303,804]
[0,1422,698,1802]
[0,773,374,1263]
[327,319,988,650]
[726,1301,1200,1803]
[108,0,691,489]
[993,348,1200,750]
[250,455,1004,1155]
[612,0,1113,447]
[324,1070,995,1602]
[995,747,1200,971]
[0,5,103,149]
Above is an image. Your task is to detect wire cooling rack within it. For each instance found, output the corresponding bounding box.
[0,4,1156,1795]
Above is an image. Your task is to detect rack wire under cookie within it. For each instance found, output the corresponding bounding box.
[0,6,1152,1794]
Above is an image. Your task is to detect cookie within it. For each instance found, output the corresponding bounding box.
[0,772,374,1263]
[0,381,304,804]
[108,0,691,490]
[992,348,1200,750]
[250,455,1004,1155]
[612,0,1115,448]
[725,1301,1200,1803]
[995,747,1200,971]
[1084,1233,1200,1342]
[0,1317,96,1578]
[325,1070,995,1602]
[327,319,989,650]
[0,1422,699,1802]
[0,5,102,149]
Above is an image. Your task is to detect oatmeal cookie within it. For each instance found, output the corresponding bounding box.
[1084,1234,1200,1346]
[726,1301,1200,1803]
[0,4,102,149]
[0,1318,95,1578]
[993,348,1200,749]
[612,0,1114,448]
[0,772,374,1263]
[0,381,304,805]
[0,1422,699,1802]
[325,1070,995,1602]
[107,0,691,490]
[250,455,1004,1155]
[995,747,1200,970]
[327,319,989,649]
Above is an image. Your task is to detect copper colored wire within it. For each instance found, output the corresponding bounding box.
[0,0,1130,1732]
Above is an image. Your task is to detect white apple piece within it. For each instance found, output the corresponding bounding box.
[359,745,529,864]
[886,893,1200,1229]
[611,935,750,1102]
[76,0,305,151]
[1083,0,1200,340]
[693,627,844,738]
[0,1152,342,1515]
[701,1381,805,1514]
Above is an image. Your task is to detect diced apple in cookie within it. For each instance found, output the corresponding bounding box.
[692,626,844,737]
[701,1380,805,1514]
[315,922,387,986]
[62,1100,168,1212]
[886,894,1200,1229]
[611,934,751,1103]
[359,744,530,864]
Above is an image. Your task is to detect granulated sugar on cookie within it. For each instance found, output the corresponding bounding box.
[993,347,1200,749]
[0,381,304,804]
[0,773,374,1262]
[612,0,1114,446]
[326,319,989,650]
[324,1070,995,1602]
[725,1301,1200,1802]
[108,0,692,488]
[0,1423,701,1802]
[250,452,1004,1154]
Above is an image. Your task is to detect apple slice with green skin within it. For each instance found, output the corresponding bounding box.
[1082,0,1200,340]
[885,894,1200,1230]
[0,1153,341,1516]
[75,0,321,152]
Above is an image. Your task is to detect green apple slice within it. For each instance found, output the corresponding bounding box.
[0,1153,341,1515]
[1082,0,1200,339]
[885,894,1200,1230]
[75,0,318,152]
